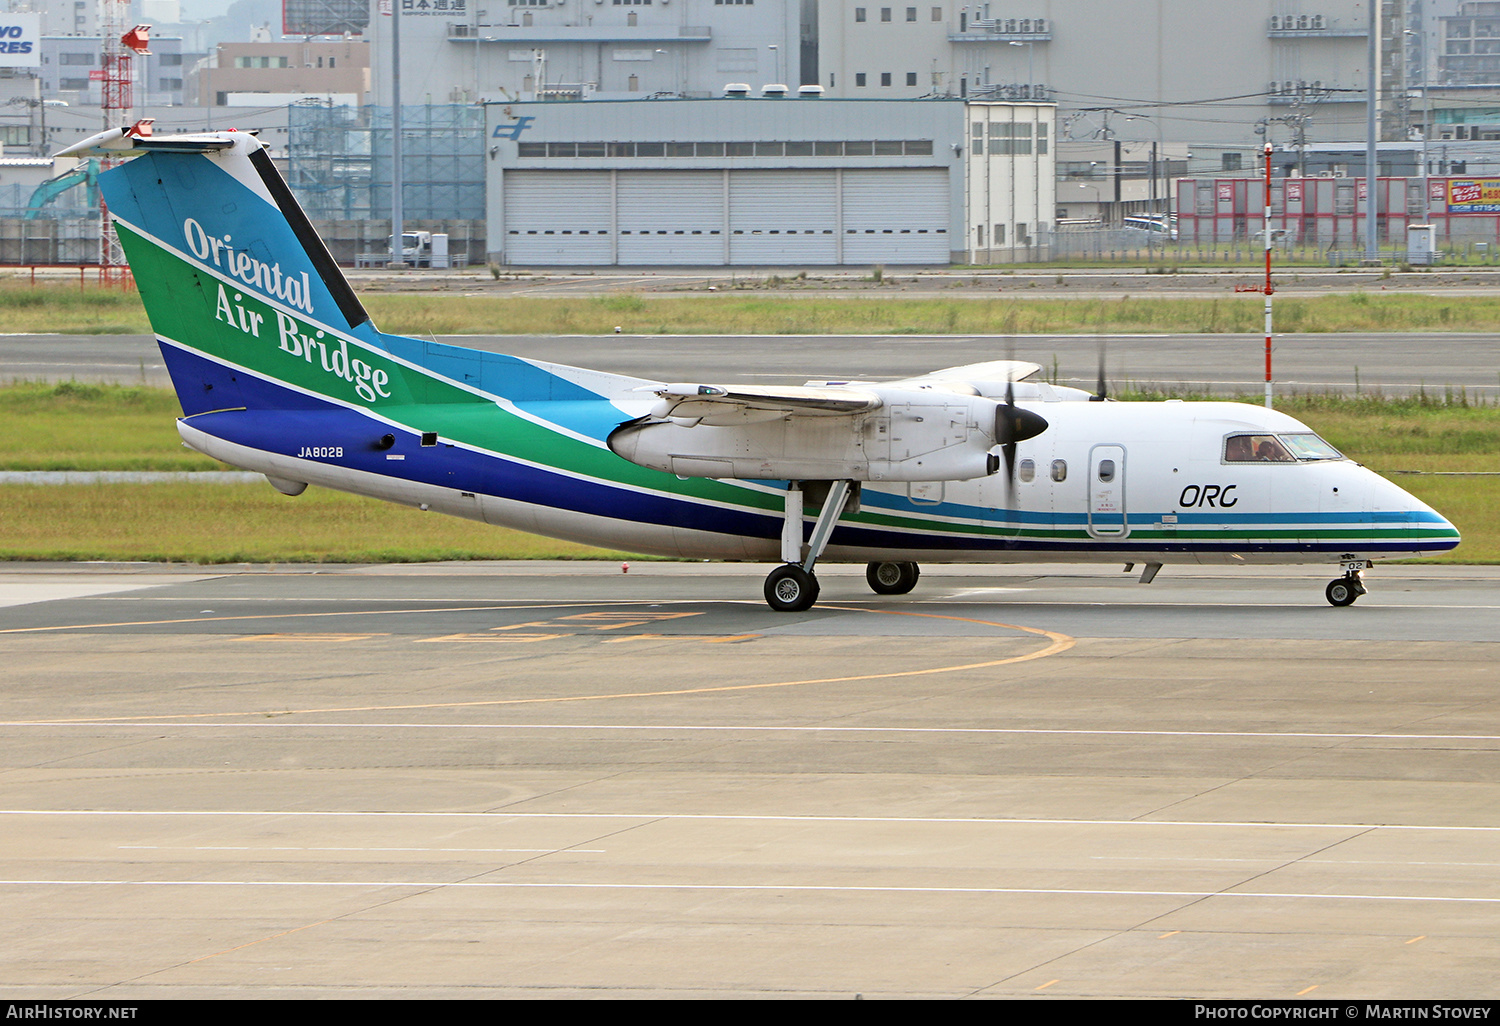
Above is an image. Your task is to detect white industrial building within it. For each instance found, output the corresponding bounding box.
[484,95,1054,265]
[372,1,1430,150]
[368,0,803,104]
[812,0,1389,148]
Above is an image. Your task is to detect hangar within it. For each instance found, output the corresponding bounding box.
[484,96,1055,266]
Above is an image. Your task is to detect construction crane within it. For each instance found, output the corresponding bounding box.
[97,0,151,279]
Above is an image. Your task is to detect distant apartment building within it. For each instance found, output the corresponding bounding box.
[189,39,369,106]
[38,0,100,37]
[1438,0,1500,83]
[40,34,185,107]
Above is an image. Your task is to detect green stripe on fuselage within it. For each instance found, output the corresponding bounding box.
[118,221,789,514]
[117,225,1460,550]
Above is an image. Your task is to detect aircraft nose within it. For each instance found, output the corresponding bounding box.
[1384,475,1461,552]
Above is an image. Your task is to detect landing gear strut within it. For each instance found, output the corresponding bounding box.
[866,561,920,595]
[763,480,855,612]
[1325,562,1370,607]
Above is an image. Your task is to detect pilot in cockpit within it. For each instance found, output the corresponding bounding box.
[1256,438,1293,462]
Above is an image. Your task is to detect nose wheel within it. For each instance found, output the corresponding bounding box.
[1325,569,1368,607]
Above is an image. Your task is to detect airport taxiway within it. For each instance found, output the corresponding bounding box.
[2,561,1498,999]
[6,331,1500,399]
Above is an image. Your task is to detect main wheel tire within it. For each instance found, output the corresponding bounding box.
[765,564,820,612]
[865,561,920,595]
[1326,578,1359,607]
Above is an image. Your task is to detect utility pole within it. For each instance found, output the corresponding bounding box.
[1262,142,1275,408]
[1113,138,1122,227]
[390,0,404,268]
[1365,0,1379,263]
[1406,26,1431,222]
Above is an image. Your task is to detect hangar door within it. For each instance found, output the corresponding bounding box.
[841,168,950,264]
[501,168,951,266]
[728,170,839,264]
[501,170,614,265]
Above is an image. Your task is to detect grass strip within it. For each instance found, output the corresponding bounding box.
[1,474,1487,563]
[0,382,1492,563]
[0,483,637,563]
[0,381,217,471]
[14,283,1500,336]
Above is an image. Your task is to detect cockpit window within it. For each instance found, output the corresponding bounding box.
[1280,433,1342,460]
[1224,432,1342,463]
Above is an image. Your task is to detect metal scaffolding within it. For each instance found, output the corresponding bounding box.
[287,104,485,222]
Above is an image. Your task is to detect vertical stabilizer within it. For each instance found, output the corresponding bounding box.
[85,131,437,416]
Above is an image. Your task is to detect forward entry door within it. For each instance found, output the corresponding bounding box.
[1087,444,1128,538]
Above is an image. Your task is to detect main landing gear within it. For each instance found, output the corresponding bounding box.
[764,563,819,612]
[865,560,920,595]
[1325,561,1371,607]
[762,480,854,612]
[761,481,929,612]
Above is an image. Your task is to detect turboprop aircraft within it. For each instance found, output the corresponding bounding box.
[69,126,1460,611]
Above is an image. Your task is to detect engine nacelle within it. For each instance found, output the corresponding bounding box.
[608,390,1007,482]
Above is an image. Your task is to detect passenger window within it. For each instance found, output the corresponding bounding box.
[1050,459,1067,482]
[1098,459,1115,482]
[1018,458,1035,483]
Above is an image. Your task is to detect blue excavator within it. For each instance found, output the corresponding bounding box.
[24,158,100,219]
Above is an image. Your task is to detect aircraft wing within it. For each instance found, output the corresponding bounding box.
[615,365,1049,481]
[802,359,1043,397]
[875,359,1044,394]
[648,383,882,425]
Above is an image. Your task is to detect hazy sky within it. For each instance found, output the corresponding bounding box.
[177,0,239,18]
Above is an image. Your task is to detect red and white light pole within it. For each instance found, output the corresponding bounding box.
[1261,141,1274,408]
[98,0,151,279]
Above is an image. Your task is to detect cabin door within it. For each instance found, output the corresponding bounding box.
[1087,444,1129,538]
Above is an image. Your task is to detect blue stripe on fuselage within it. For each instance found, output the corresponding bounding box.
[162,343,1456,558]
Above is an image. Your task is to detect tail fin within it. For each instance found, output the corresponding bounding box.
[91,128,618,426]
[87,130,432,416]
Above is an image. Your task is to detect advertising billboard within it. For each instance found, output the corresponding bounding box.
[284,0,368,36]
[0,13,40,69]
[1446,179,1500,213]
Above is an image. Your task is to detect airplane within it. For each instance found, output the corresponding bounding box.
[67,126,1460,611]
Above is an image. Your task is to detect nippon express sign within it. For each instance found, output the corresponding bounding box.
[0,14,39,68]
[1447,179,1500,213]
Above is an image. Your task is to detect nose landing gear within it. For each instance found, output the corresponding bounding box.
[1325,561,1371,607]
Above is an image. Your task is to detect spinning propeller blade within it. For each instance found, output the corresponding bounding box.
[1090,344,1110,402]
[994,373,1048,495]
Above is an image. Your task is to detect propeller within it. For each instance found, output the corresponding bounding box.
[1089,344,1110,402]
[994,373,1049,494]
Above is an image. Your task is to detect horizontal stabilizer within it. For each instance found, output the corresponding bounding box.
[57,127,240,158]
